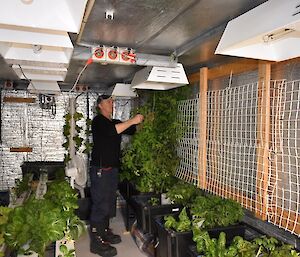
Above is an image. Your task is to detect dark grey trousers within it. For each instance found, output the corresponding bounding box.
[89,166,118,231]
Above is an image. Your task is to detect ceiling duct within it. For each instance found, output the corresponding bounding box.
[215,0,300,61]
[131,63,189,90]
[27,80,61,95]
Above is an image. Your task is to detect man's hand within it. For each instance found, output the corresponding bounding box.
[132,114,144,125]
[115,114,144,134]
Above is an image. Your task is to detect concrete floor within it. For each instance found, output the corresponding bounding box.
[75,207,146,257]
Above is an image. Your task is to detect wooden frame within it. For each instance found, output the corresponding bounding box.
[198,67,208,189]
[255,62,271,220]
[195,61,272,221]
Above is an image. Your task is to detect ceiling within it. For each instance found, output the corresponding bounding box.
[0,0,268,92]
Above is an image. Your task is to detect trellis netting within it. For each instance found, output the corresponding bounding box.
[175,79,300,237]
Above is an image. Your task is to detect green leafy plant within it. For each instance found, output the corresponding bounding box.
[164,194,244,233]
[253,236,299,257]
[121,87,191,193]
[63,111,92,163]
[148,197,160,206]
[83,118,93,154]
[164,207,191,232]
[192,228,299,257]
[4,180,85,257]
[58,242,75,257]
[166,181,202,207]
[14,173,32,197]
[0,206,12,256]
[191,194,244,229]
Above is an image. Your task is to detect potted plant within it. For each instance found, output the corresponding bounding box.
[155,194,245,257]
[4,180,85,257]
[121,88,191,232]
[189,230,299,257]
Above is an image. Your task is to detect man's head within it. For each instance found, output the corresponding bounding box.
[96,94,114,117]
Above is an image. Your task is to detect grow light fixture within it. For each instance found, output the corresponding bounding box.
[27,80,61,95]
[111,83,138,97]
[131,63,189,90]
[215,0,300,61]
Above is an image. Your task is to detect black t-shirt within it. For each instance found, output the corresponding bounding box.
[91,114,136,167]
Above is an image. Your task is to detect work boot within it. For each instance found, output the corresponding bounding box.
[90,227,117,257]
[102,216,121,244]
[102,228,122,244]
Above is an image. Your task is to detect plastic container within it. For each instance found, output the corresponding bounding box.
[21,161,64,180]
[118,180,140,201]
[187,245,204,257]
[146,204,182,235]
[129,194,160,232]
[154,215,246,257]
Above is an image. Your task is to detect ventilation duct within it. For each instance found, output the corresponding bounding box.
[215,0,300,61]
[131,63,189,90]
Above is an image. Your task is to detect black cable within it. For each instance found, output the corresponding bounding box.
[51,101,56,117]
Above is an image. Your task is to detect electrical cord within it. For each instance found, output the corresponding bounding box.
[68,58,93,93]
[17,64,55,98]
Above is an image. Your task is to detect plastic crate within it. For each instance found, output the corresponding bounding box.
[129,194,160,232]
[187,245,204,257]
[118,180,140,201]
[21,161,64,180]
[0,191,9,206]
[147,204,182,235]
[154,215,246,257]
[75,197,91,221]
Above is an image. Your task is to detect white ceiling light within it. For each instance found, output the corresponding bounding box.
[0,25,74,68]
[12,64,67,81]
[1,0,88,33]
[215,0,300,62]
[111,83,138,98]
[0,43,73,65]
[27,80,61,95]
[21,0,33,4]
[131,63,189,90]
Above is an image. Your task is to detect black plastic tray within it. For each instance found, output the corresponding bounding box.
[187,245,204,257]
[118,180,140,201]
[154,215,246,257]
[129,194,160,232]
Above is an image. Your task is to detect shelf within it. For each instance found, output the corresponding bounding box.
[3,97,36,103]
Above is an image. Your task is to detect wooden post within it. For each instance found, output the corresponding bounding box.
[256,62,271,220]
[198,67,208,189]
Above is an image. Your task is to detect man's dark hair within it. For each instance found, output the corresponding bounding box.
[96,94,111,105]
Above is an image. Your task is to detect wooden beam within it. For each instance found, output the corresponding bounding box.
[208,59,259,80]
[255,62,271,220]
[188,59,259,84]
[3,97,36,103]
[10,147,33,152]
[198,67,208,189]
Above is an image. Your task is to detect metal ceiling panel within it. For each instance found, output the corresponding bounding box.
[0,0,270,90]
[63,59,141,88]
[79,0,197,52]
[146,0,268,54]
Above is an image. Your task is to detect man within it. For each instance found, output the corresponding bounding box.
[90,94,144,257]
